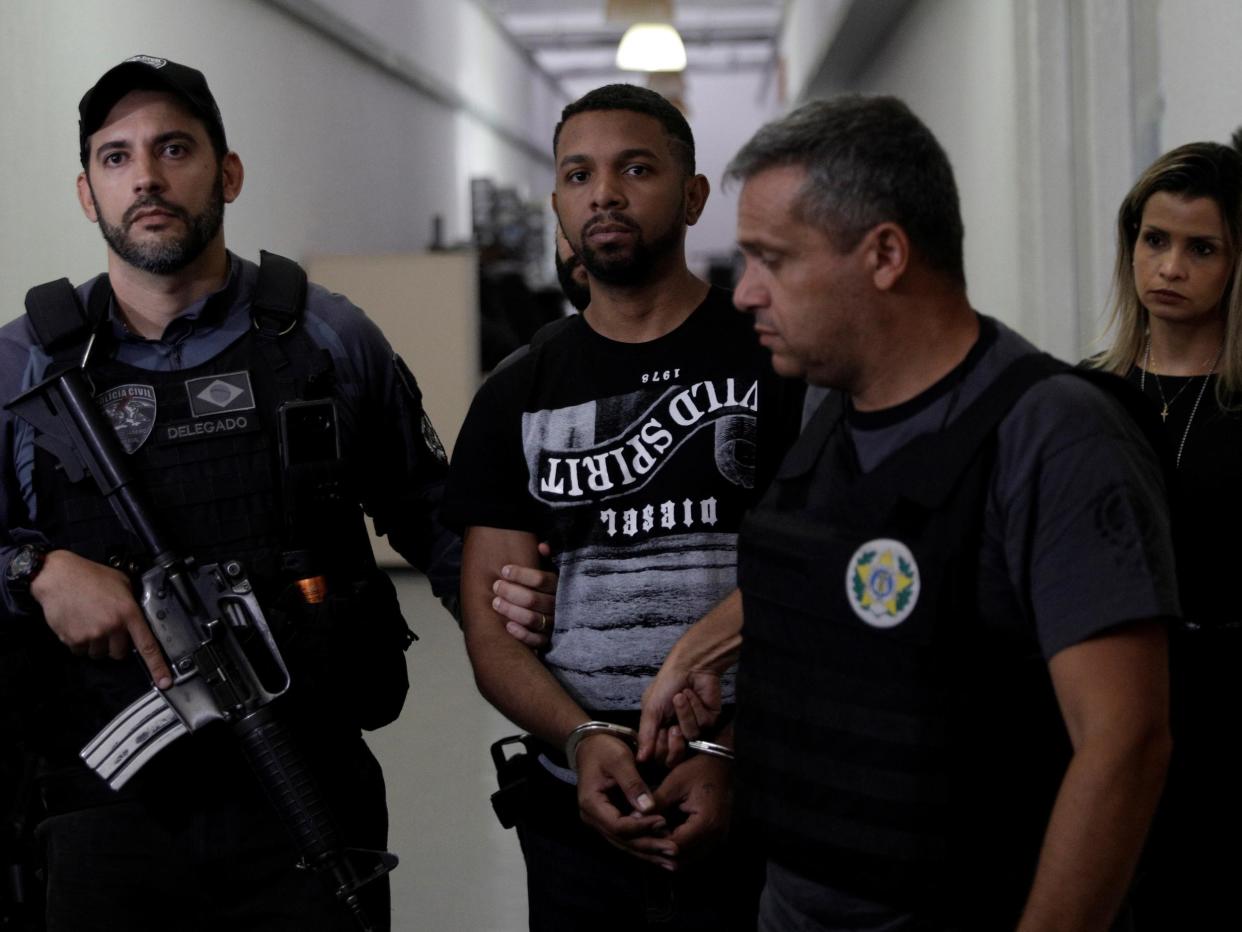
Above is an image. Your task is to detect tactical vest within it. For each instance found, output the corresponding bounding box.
[736,353,1082,926]
[20,254,411,774]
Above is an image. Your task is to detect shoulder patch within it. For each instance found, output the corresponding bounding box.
[422,414,447,464]
[393,354,446,464]
[393,354,423,406]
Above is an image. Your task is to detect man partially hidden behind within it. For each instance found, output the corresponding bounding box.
[641,96,1178,931]
[444,85,801,929]
[0,56,461,930]
[554,223,591,313]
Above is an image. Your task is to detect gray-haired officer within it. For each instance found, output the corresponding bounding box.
[644,95,1178,931]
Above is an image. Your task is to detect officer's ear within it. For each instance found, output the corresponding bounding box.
[221,152,244,204]
[863,222,910,292]
[684,173,710,227]
[76,172,99,224]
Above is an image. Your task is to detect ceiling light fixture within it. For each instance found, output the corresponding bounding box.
[615,22,687,72]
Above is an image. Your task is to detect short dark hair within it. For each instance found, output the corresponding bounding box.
[726,95,965,285]
[553,84,695,176]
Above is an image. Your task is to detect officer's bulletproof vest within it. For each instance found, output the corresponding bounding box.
[736,353,1077,926]
[20,256,406,768]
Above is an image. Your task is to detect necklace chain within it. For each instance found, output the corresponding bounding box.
[1149,368,1194,421]
[1140,333,1224,468]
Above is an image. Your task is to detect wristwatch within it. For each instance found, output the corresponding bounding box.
[5,543,49,599]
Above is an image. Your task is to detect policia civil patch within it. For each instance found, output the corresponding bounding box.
[97,383,156,454]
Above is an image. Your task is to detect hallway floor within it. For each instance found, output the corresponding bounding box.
[368,570,528,931]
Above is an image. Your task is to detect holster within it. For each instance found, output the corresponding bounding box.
[272,570,415,732]
[489,734,538,829]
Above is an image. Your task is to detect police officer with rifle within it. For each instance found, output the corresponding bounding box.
[0,55,461,931]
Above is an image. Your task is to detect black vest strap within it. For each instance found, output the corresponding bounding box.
[898,352,1065,508]
[252,250,308,337]
[24,252,310,361]
[24,279,100,355]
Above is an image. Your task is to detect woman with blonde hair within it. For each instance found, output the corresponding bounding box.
[1095,139,1242,928]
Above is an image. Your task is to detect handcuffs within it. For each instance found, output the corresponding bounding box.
[564,720,734,772]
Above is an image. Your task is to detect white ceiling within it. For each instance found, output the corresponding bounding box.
[477,0,786,83]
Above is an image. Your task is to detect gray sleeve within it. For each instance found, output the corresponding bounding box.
[990,373,1180,658]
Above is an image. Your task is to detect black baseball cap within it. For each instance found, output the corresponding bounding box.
[78,55,227,166]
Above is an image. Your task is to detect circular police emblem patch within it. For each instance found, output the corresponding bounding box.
[845,538,920,628]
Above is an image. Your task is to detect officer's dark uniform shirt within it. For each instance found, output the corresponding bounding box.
[738,316,1179,930]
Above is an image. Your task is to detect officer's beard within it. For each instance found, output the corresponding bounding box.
[93,171,225,276]
[555,251,591,311]
[577,208,683,288]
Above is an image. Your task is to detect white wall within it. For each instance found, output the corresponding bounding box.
[845,0,1021,331]
[322,0,565,221]
[1157,0,1242,151]
[684,70,784,274]
[779,0,852,104]
[777,0,1025,333]
[0,0,561,323]
[773,0,1157,360]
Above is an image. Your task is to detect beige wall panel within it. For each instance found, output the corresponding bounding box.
[307,252,478,566]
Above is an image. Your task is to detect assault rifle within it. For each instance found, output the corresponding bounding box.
[5,367,395,931]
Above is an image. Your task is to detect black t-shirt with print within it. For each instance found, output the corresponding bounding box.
[445,287,800,711]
